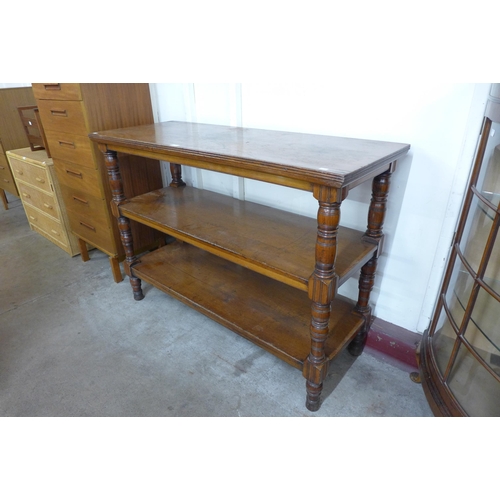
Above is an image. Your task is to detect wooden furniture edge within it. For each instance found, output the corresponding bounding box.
[90,132,410,191]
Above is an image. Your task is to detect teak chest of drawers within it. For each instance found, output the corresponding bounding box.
[0,86,37,209]
[7,147,80,256]
[89,121,410,411]
[32,83,164,282]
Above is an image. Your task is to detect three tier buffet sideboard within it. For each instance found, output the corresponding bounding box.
[89,121,410,411]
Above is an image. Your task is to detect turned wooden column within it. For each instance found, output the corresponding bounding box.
[103,148,144,301]
[169,163,186,187]
[303,185,342,412]
[349,164,395,356]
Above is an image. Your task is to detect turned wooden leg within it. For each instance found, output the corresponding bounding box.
[349,257,376,356]
[1,189,8,210]
[349,166,394,356]
[78,238,90,262]
[103,148,143,299]
[303,185,341,412]
[169,162,186,187]
[117,215,142,298]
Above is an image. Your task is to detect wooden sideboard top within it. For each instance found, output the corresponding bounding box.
[89,121,410,189]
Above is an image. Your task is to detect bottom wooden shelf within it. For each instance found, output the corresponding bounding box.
[132,241,365,370]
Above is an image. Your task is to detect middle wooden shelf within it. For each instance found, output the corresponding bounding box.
[120,186,377,291]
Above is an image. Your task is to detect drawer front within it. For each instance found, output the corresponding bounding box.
[59,182,109,221]
[37,99,88,136]
[46,131,94,166]
[66,208,114,253]
[0,161,18,195]
[9,157,52,194]
[18,183,59,220]
[24,204,68,246]
[54,159,101,196]
[32,83,82,101]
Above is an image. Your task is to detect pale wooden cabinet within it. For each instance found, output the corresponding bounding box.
[0,86,37,209]
[7,147,80,256]
[32,83,164,282]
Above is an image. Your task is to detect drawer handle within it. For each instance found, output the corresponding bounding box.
[73,195,88,205]
[16,169,23,175]
[22,192,30,198]
[43,203,53,210]
[29,215,37,221]
[3,178,9,183]
[36,177,45,184]
[58,140,76,149]
[0,165,5,170]
[50,109,68,117]
[79,221,96,232]
[51,229,60,236]
[65,169,82,178]
[43,83,61,91]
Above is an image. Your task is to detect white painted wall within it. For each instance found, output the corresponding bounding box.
[151,83,491,334]
[0,83,31,89]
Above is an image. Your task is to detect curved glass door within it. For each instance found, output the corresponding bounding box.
[425,101,500,416]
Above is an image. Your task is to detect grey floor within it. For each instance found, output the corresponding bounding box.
[0,194,433,417]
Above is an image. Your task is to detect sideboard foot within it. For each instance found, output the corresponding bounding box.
[131,277,144,301]
[347,331,368,356]
[305,386,322,412]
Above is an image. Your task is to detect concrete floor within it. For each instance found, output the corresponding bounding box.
[0,194,433,417]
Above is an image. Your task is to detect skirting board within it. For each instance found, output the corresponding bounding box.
[366,317,421,370]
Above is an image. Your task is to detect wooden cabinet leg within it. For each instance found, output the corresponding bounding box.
[304,186,341,411]
[78,238,90,262]
[349,167,393,356]
[103,148,143,298]
[109,256,123,283]
[1,189,8,210]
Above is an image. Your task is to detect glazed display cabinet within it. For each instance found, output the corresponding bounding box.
[420,84,500,416]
